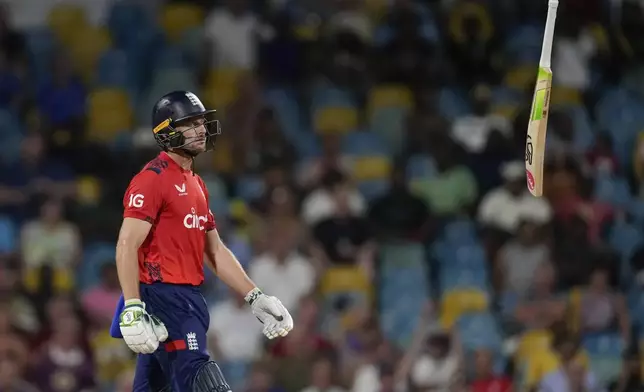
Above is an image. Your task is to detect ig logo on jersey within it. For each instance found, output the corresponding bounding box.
[183,208,208,230]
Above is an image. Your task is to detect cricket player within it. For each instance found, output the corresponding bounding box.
[108,91,294,392]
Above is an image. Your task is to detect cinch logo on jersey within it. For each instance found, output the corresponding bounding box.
[183,208,208,230]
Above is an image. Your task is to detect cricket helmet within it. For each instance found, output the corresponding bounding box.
[151,91,221,155]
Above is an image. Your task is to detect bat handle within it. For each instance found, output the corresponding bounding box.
[548,0,559,8]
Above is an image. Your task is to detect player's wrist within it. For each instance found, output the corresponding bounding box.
[124,298,144,307]
[244,288,263,305]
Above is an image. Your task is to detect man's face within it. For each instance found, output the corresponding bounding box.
[176,117,207,154]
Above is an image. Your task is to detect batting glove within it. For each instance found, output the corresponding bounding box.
[119,299,168,354]
[245,288,294,339]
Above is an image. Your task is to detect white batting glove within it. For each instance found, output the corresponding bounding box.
[245,288,294,339]
[119,299,168,354]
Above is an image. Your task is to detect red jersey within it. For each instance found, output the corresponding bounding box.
[122,152,216,285]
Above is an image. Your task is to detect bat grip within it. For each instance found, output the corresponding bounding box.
[539,1,559,68]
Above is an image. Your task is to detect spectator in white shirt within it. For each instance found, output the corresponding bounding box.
[302,169,366,226]
[478,161,552,235]
[552,19,598,92]
[451,85,511,154]
[207,292,263,362]
[204,0,259,70]
[249,230,316,312]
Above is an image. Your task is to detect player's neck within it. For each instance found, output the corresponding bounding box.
[166,151,193,171]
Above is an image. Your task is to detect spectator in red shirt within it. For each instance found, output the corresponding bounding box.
[470,349,512,392]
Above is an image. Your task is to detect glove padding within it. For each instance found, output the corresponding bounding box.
[119,299,168,354]
[245,288,294,339]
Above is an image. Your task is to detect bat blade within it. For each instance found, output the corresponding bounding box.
[525,0,558,197]
[525,67,552,197]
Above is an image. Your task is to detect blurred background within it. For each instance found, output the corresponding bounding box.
[2,0,644,391]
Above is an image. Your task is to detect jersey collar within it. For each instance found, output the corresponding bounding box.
[159,151,191,173]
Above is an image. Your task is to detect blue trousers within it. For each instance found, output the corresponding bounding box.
[110,283,211,391]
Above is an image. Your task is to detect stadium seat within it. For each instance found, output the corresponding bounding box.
[341,131,389,156]
[23,265,74,294]
[609,221,643,260]
[441,219,479,245]
[435,243,486,270]
[440,288,489,328]
[369,107,407,153]
[364,0,389,21]
[321,266,372,326]
[0,215,16,254]
[68,26,112,83]
[566,106,595,151]
[180,27,206,64]
[78,242,116,289]
[380,267,428,300]
[47,3,89,48]
[314,107,359,135]
[320,266,372,298]
[373,4,438,45]
[628,200,644,227]
[380,293,426,347]
[203,68,247,109]
[550,86,583,107]
[25,28,56,82]
[311,85,357,111]
[96,49,133,89]
[438,88,470,119]
[440,266,489,292]
[211,137,234,174]
[609,221,643,284]
[491,86,523,105]
[627,289,644,327]
[0,109,22,138]
[593,174,632,206]
[583,332,624,384]
[236,175,265,202]
[498,291,519,319]
[351,155,392,181]
[154,46,189,70]
[77,176,102,206]
[87,88,133,142]
[503,65,537,91]
[160,3,204,42]
[367,85,413,115]
[456,312,503,351]
[505,24,543,64]
[291,132,322,159]
[406,154,437,181]
[107,1,150,48]
[357,179,390,200]
[379,241,427,271]
[152,68,198,94]
[263,88,301,140]
[90,329,135,383]
[491,104,519,121]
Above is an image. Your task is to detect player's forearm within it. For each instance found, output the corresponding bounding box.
[206,242,256,297]
[115,243,141,300]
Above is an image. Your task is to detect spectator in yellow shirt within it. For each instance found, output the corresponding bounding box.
[524,330,588,391]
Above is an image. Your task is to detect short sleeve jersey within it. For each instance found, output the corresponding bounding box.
[123,152,215,285]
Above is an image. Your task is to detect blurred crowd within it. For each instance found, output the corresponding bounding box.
[3,0,644,391]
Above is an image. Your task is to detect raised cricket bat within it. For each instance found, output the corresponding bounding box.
[525,0,559,197]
